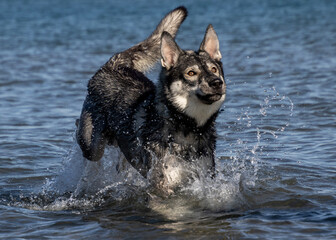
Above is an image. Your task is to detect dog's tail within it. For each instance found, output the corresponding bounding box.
[112,6,187,73]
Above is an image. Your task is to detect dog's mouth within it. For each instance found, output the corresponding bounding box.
[196,92,223,104]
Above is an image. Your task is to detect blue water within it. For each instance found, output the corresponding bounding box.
[0,0,335,239]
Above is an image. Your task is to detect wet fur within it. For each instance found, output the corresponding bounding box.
[76,7,226,187]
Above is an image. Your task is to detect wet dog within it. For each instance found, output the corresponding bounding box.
[76,6,226,188]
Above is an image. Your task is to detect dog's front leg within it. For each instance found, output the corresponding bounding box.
[76,99,107,162]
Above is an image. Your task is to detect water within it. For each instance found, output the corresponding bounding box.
[0,0,335,239]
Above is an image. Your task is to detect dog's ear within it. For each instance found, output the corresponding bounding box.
[199,24,222,61]
[161,31,181,70]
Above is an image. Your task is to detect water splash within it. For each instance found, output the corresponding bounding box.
[8,86,294,219]
[215,85,295,211]
[259,86,294,137]
[229,85,294,158]
[25,142,249,217]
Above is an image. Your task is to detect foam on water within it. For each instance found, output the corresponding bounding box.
[38,143,247,216]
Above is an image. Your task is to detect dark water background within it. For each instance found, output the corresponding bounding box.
[0,0,335,239]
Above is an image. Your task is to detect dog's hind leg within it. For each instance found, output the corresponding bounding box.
[76,98,108,161]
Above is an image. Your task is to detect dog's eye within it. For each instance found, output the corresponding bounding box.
[187,71,196,76]
[211,67,217,73]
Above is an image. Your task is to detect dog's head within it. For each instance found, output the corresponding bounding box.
[160,25,226,127]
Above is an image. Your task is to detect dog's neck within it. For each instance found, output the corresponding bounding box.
[167,100,217,134]
[154,87,217,136]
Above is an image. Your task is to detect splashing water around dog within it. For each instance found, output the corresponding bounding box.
[23,85,293,220]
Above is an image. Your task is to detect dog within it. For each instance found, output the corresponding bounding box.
[76,6,226,189]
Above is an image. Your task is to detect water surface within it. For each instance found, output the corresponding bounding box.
[0,0,335,239]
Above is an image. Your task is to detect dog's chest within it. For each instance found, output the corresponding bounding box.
[163,127,211,161]
[132,103,214,173]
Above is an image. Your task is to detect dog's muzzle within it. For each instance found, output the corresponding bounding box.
[208,78,224,90]
[196,78,225,104]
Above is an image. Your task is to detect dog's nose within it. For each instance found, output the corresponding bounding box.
[208,78,223,89]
